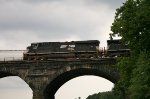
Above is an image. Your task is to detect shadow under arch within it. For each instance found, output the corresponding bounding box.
[44,68,118,99]
[0,71,16,78]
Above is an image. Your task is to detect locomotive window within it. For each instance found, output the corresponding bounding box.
[32,44,38,49]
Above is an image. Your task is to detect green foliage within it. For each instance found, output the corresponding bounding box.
[111,0,150,99]
[113,56,137,98]
[111,0,150,52]
[111,0,138,50]
[128,52,150,99]
[114,52,150,99]
[86,91,120,99]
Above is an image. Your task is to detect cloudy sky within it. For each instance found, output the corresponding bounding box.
[0,0,125,99]
[0,0,124,49]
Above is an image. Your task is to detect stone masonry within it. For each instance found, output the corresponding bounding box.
[0,58,119,99]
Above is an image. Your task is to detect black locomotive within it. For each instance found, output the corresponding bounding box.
[23,40,100,60]
[23,39,130,60]
[107,39,130,57]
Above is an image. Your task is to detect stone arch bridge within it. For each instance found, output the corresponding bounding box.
[0,58,119,99]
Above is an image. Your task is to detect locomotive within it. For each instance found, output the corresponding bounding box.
[23,39,130,60]
[23,40,100,60]
[107,39,130,57]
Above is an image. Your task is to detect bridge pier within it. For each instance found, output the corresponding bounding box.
[33,91,55,99]
[49,96,55,99]
[44,95,55,99]
[33,90,45,99]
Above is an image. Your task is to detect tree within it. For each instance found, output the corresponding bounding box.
[111,0,150,98]
[86,92,120,99]
[111,0,150,52]
[128,52,150,99]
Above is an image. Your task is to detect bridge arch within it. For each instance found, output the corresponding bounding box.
[0,70,34,91]
[0,75,33,99]
[44,67,119,99]
[0,70,35,99]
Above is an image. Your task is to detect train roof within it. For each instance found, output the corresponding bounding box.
[74,40,100,44]
[31,40,100,45]
[107,39,121,44]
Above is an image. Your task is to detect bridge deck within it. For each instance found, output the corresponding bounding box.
[0,58,116,64]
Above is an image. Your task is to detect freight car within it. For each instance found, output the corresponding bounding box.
[23,40,100,60]
[107,39,130,57]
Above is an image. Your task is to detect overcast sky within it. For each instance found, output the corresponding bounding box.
[0,0,124,50]
[0,0,125,99]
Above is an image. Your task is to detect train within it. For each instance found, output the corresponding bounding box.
[23,39,130,60]
[107,40,130,57]
[23,40,100,60]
